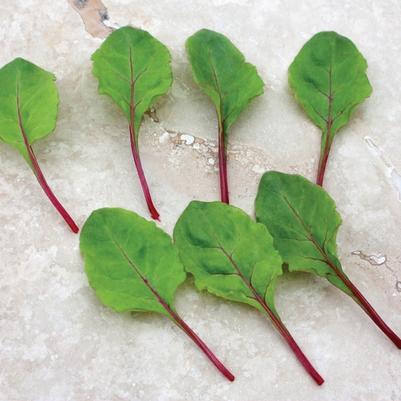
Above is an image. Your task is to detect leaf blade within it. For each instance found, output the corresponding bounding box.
[80,208,186,316]
[289,31,372,136]
[0,57,59,162]
[288,31,372,185]
[91,26,173,135]
[255,171,350,294]
[186,29,264,133]
[173,201,283,312]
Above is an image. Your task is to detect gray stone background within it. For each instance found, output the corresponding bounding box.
[0,0,400,400]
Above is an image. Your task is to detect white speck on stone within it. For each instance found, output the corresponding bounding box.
[181,134,195,145]
[208,158,215,165]
[159,131,170,144]
[251,164,265,174]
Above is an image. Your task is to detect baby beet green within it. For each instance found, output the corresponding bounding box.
[80,208,234,382]
[174,201,324,385]
[0,58,78,233]
[186,29,264,204]
[255,171,401,349]
[289,31,372,186]
[92,26,173,221]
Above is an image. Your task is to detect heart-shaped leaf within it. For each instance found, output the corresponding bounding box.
[80,207,234,381]
[255,171,401,349]
[0,58,78,232]
[186,29,264,203]
[174,201,323,385]
[288,31,372,186]
[92,26,173,220]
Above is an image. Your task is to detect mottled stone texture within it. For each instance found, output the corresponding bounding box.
[0,0,401,400]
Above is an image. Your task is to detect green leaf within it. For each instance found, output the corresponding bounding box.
[92,26,172,137]
[174,201,324,385]
[80,207,235,381]
[91,26,173,220]
[255,171,401,350]
[0,57,58,164]
[255,171,350,294]
[186,29,264,133]
[0,57,78,233]
[288,31,372,185]
[186,29,264,203]
[80,208,186,316]
[174,201,282,312]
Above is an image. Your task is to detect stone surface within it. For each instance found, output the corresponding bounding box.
[1,0,401,400]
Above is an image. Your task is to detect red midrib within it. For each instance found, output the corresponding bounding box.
[15,90,79,233]
[106,231,235,380]
[280,194,401,348]
[127,47,160,221]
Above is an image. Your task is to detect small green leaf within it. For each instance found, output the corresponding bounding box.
[0,57,58,164]
[91,26,173,220]
[186,29,264,203]
[255,171,401,349]
[0,57,78,232]
[80,207,235,381]
[186,29,264,133]
[92,26,172,136]
[288,31,372,185]
[174,201,324,385]
[80,208,186,316]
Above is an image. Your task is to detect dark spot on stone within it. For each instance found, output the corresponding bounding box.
[99,8,109,22]
[74,0,88,9]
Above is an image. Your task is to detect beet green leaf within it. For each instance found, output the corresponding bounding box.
[80,207,234,381]
[0,57,78,233]
[288,31,372,186]
[174,201,324,385]
[92,26,173,221]
[186,29,264,204]
[255,171,401,349]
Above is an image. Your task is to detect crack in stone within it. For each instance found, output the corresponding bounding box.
[67,0,119,38]
[365,136,401,202]
[352,250,401,292]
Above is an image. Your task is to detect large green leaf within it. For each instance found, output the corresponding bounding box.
[0,57,78,233]
[255,171,401,349]
[92,26,172,137]
[80,208,186,316]
[80,207,235,380]
[288,31,372,185]
[255,171,350,294]
[174,201,282,313]
[0,57,58,164]
[186,29,264,134]
[174,201,324,384]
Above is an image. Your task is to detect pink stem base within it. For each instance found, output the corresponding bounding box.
[255,293,324,385]
[170,310,235,382]
[218,127,229,204]
[17,101,78,233]
[28,145,79,233]
[332,265,401,349]
[129,126,160,221]
[316,138,332,187]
